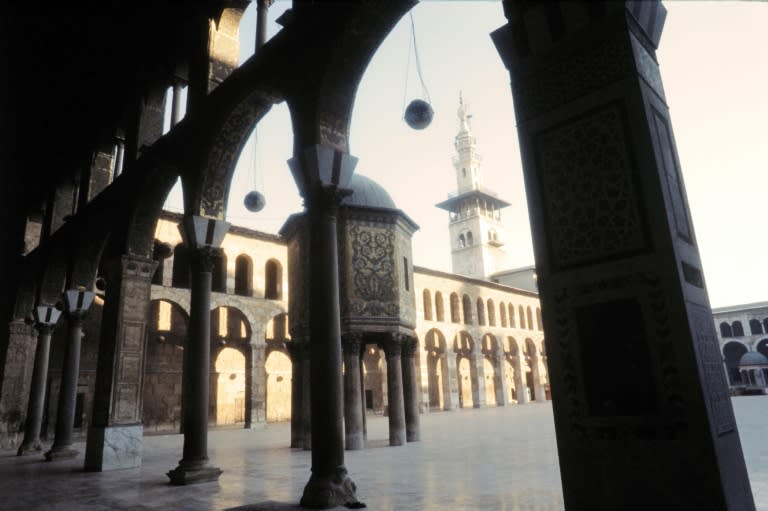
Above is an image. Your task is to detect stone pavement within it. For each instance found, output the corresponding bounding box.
[1,398,766,511]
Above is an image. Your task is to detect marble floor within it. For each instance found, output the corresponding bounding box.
[1,398,766,511]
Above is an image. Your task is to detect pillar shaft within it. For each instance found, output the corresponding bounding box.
[301,343,312,450]
[495,349,509,407]
[85,255,156,471]
[401,336,420,442]
[288,341,303,448]
[46,315,85,460]
[493,2,753,508]
[384,338,406,446]
[244,342,266,428]
[167,245,223,484]
[18,324,53,455]
[343,334,364,450]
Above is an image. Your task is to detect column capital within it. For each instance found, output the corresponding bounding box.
[178,215,230,250]
[383,333,405,359]
[103,254,158,285]
[342,332,364,355]
[287,144,358,200]
[401,336,418,358]
[189,246,222,274]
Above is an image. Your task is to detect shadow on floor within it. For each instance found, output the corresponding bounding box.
[223,502,304,511]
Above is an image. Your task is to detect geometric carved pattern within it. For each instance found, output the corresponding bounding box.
[536,104,649,269]
[689,303,736,436]
[349,226,397,317]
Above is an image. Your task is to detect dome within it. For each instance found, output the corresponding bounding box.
[342,174,396,209]
[739,351,768,368]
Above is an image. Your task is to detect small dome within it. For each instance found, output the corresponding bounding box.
[342,174,396,209]
[739,351,768,368]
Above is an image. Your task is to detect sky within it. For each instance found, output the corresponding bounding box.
[164,1,768,309]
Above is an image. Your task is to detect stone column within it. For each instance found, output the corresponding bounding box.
[495,347,509,407]
[288,341,303,448]
[383,336,406,447]
[342,333,364,450]
[46,290,94,461]
[167,241,226,484]
[0,319,37,450]
[470,351,485,408]
[18,310,59,455]
[299,183,360,508]
[510,355,528,404]
[492,2,754,509]
[401,336,420,442]
[244,341,266,429]
[84,256,156,471]
[300,342,312,450]
[445,352,459,410]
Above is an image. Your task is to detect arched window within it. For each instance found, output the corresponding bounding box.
[732,321,744,337]
[720,322,732,338]
[466,231,474,246]
[462,295,473,325]
[211,250,227,293]
[423,289,433,321]
[723,341,748,385]
[526,306,533,331]
[234,254,253,296]
[476,298,486,326]
[508,304,516,328]
[499,302,507,328]
[265,259,282,300]
[536,307,543,331]
[171,243,190,289]
[450,293,460,323]
[487,299,496,326]
[749,319,763,335]
[458,234,466,248]
[519,305,526,329]
[435,292,445,322]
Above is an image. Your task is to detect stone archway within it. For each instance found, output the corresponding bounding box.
[265,350,292,422]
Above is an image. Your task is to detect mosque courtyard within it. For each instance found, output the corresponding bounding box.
[1,398,766,511]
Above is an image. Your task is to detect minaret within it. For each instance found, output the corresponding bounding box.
[436,95,511,279]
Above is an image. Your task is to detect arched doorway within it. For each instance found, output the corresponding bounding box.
[214,347,245,425]
[424,328,450,410]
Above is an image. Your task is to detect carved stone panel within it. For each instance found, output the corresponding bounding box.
[534,103,650,269]
[347,225,397,317]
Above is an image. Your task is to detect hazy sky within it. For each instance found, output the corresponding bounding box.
[164,1,768,308]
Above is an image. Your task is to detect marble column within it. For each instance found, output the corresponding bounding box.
[401,336,420,442]
[18,315,58,455]
[300,342,312,450]
[167,244,225,484]
[510,355,528,404]
[46,290,94,461]
[84,256,156,471]
[288,341,303,448]
[383,336,406,446]
[244,342,266,429]
[493,2,754,508]
[299,183,360,508]
[342,333,365,450]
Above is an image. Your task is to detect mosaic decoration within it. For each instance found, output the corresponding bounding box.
[349,226,397,317]
[535,103,649,269]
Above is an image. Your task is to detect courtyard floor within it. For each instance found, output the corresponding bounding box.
[1,397,766,511]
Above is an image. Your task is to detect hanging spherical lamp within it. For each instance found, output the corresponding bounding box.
[404,99,434,130]
[244,190,266,212]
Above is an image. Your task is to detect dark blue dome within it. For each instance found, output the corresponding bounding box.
[342,174,396,209]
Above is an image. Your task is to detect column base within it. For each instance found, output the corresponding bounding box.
[345,432,365,450]
[45,445,78,461]
[84,424,142,471]
[406,429,420,443]
[167,461,223,485]
[17,439,43,456]
[300,468,364,509]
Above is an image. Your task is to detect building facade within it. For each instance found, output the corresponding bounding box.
[713,302,768,393]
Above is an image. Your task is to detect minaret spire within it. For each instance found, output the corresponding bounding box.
[435,95,512,279]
